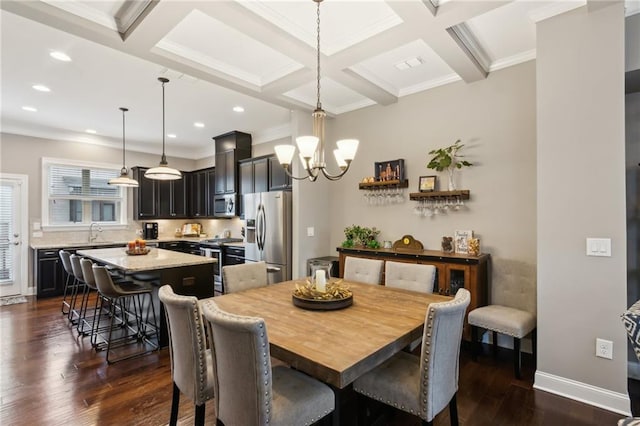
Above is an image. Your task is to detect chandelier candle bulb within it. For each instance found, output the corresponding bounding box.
[315,269,327,292]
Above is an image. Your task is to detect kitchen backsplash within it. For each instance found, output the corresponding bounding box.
[29,218,245,246]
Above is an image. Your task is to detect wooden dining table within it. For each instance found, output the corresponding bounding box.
[204,280,451,390]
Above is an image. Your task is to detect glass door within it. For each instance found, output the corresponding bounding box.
[0,176,26,297]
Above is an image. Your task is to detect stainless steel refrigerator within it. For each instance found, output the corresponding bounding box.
[244,191,292,284]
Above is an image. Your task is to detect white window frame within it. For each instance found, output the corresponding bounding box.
[41,157,128,231]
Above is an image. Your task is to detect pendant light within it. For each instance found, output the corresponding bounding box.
[108,107,139,187]
[274,0,359,182]
[145,77,182,181]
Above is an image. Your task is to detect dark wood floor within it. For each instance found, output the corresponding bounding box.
[0,296,628,425]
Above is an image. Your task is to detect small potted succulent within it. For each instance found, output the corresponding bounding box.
[342,225,381,249]
[426,139,472,190]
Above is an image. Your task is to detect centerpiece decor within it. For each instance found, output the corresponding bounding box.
[341,225,381,249]
[292,279,353,310]
[426,139,472,190]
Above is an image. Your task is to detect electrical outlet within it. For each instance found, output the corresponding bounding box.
[596,338,613,359]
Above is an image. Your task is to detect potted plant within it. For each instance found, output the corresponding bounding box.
[426,139,472,190]
[342,225,381,249]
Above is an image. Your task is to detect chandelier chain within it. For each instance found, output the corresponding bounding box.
[121,108,126,167]
[316,0,321,110]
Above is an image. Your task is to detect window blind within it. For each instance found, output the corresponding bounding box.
[0,182,14,282]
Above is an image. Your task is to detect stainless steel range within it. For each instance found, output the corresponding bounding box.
[199,238,243,295]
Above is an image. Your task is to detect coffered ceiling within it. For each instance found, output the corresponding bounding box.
[1,0,638,160]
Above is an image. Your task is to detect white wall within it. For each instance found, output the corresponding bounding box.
[536,2,628,413]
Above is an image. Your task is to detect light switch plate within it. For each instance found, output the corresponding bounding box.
[586,238,611,257]
[307,227,315,237]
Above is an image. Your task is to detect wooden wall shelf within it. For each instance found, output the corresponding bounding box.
[359,179,409,190]
[409,190,470,200]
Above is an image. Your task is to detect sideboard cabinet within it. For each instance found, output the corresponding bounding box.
[336,247,489,340]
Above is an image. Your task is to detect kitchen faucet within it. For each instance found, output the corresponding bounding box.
[88,222,101,243]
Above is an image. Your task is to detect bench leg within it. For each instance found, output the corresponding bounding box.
[471,325,479,361]
[532,329,537,370]
[492,331,498,358]
[513,337,522,379]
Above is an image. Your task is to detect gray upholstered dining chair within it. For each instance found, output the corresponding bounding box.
[343,256,383,285]
[467,258,536,379]
[384,261,436,293]
[201,299,335,426]
[353,288,471,426]
[385,261,437,351]
[158,285,215,426]
[222,261,268,294]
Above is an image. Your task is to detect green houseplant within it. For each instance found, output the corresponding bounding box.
[342,225,381,249]
[426,139,472,190]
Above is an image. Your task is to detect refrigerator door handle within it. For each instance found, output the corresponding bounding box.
[267,266,281,273]
[257,204,267,252]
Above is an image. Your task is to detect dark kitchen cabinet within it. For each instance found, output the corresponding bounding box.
[35,249,66,298]
[269,156,291,191]
[190,167,215,218]
[239,156,269,217]
[213,131,252,196]
[132,167,158,218]
[158,177,188,218]
[133,166,190,219]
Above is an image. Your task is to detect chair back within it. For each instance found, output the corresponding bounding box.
[419,288,470,421]
[80,258,97,290]
[201,300,272,426]
[70,254,84,282]
[59,250,73,275]
[158,285,213,405]
[491,258,537,314]
[222,261,268,294]
[92,265,121,298]
[343,256,383,285]
[384,261,436,293]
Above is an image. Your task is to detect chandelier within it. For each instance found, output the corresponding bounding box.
[108,107,139,187]
[274,0,359,181]
[145,77,182,181]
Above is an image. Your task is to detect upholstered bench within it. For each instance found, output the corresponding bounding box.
[468,305,536,379]
[467,258,537,379]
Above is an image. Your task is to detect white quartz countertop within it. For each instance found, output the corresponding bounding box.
[76,247,216,272]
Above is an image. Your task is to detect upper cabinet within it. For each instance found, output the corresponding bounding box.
[190,167,215,218]
[158,177,189,218]
[213,131,251,196]
[132,167,157,218]
[268,156,291,191]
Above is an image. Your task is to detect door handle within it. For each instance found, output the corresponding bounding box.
[13,241,20,245]
[267,266,281,273]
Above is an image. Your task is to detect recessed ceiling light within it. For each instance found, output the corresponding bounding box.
[194,122,205,128]
[50,51,71,62]
[233,106,245,113]
[86,129,97,134]
[32,84,51,92]
[22,106,37,112]
[167,134,177,138]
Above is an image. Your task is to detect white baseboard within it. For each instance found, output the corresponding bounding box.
[534,370,631,416]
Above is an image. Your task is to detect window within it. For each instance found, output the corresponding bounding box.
[42,158,127,227]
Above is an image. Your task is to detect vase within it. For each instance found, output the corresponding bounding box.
[447,168,456,191]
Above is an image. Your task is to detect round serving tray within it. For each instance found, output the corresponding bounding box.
[291,294,353,311]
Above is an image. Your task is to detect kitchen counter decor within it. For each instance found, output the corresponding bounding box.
[126,247,151,255]
[292,279,353,310]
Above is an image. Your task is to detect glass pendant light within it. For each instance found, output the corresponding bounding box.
[108,107,139,187]
[145,77,182,181]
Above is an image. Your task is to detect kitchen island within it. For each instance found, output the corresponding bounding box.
[77,247,216,347]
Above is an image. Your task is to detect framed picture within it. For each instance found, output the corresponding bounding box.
[454,230,473,254]
[374,159,405,182]
[419,175,437,192]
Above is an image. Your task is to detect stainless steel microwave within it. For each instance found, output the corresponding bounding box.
[213,194,237,217]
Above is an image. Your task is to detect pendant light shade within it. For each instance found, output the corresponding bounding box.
[145,77,182,181]
[108,107,139,187]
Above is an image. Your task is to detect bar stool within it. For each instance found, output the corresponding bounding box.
[92,265,159,363]
[69,254,88,327]
[59,250,76,318]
